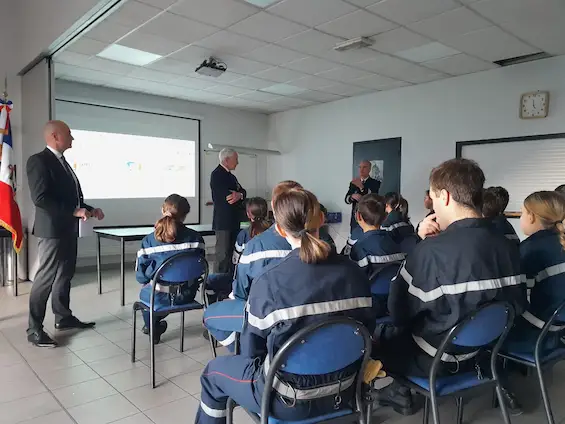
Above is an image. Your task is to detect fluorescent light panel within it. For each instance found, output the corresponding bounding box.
[262,83,306,95]
[97,44,162,66]
[396,42,459,63]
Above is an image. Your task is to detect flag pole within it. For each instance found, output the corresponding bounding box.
[2,75,7,102]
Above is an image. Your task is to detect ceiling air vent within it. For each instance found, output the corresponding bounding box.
[494,52,553,67]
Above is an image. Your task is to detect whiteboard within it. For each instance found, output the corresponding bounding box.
[460,134,565,213]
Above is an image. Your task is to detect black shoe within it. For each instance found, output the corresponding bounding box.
[500,388,523,416]
[375,383,419,416]
[28,330,58,348]
[142,321,168,344]
[55,316,96,330]
[202,329,210,340]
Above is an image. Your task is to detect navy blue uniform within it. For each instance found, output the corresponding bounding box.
[203,225,292,350]
[196,250,377,424]
[506,229,565,353]
[349,229,405,317]
[319,224,337,255]
[210,165,246,231]
[136,227,205,328]
[489,215,520,246]
[380,218,527,377]
[381,210,418,253]
[345,177,381,231]
[341,226,364,256]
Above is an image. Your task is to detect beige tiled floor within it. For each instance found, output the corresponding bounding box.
[2,269,565,424]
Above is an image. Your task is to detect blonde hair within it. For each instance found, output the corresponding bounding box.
[155,194,190,243]
[273,189,330,264]
[524,191,565,250]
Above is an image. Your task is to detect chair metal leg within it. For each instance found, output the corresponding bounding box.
[430,395,440,424]
[150,311,156,389]
[495,384,512,424]
[131,307,137,363]
[208,331,218,358]
[456,397,464,424]
[423,397,430,424]
[180,312,185,353]
[227,398,235,424]
[536,362,555,424]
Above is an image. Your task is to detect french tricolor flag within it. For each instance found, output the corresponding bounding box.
[0,100,23,252]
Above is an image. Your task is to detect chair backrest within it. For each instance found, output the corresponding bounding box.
[451,303,511,347]
[370,264,401,295]
[154,252,208,286]
[261,317,373,424]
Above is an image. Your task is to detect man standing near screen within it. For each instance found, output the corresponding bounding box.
[26,120,105,347]
[211,148,246,274]
[345,160,381,231]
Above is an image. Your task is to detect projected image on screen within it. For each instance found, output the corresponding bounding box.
[64,129,196,199]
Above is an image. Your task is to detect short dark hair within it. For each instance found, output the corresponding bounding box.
[555,185,565,195]
[357,194,386,227]
[429,158,485,211]
[482,186,509,218]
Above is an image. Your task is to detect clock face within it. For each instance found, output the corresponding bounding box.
[520,92,549,119]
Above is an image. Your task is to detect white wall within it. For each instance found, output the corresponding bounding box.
[55,80,269,264]
[267,55,565,250]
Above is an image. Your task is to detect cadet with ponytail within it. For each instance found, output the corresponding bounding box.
[195,188,376,424]
[136,194,205,343]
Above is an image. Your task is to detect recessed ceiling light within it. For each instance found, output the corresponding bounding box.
[396,42,459,63]
[241,0,280,7]
[97,44,162,66]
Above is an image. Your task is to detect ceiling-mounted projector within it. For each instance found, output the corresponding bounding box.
[195,57,227,77]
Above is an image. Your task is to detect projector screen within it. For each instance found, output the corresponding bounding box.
[56,100,200,226]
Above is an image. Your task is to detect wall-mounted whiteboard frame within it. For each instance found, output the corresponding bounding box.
[456,132,565,218]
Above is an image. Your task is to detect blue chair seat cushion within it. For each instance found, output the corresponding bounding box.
[501,347,565,364]
[406,372,491,396]
[261,408,354,424]
[136,299,203,312]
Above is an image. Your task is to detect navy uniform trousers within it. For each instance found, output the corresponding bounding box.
[203,300,245,352]
[196,355,346,424]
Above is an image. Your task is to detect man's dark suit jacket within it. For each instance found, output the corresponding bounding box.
[344,177,381,230]
[210,165,246,231]
[27,148,92,238]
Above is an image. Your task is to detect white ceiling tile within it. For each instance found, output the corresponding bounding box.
[354,54,413,72]
[290,75,337,90]
[194,31,268,55]
[228,12,307,43]
[216,55,273,74]
[261,83,307,95]
[445,26,540,62]
[395,42,460,62]
[54,51,91,66]
[277,30,345,55]
[147,58,194,74]
[354,55,444,82]
[81,57,139,75]
[316,46,383,64]
[266,96,315,108]
[243,44,307,65]
[345,0,380,6]
[170,0,259,28]
[253,66,308,82]
[86,21,132,43]
[66,37,108,55]
[282,57,339,74]
[169,75,219,89]
[60,66,119,84]
[292,90,344,102]
[402,72,446,84]
[370,28,430,54]
[106,1,162,27]
[138,12,219,43]
[316,9,397,39]
[349,73,402,88]
[316,65,373,82]
[193,71,245,83]
[168,45,216,65]
[229,76,275,89]
[137,0,178,8]
[205,84,255,96]
[407,7,491,42]
[238,91,282,102]
[119,31,186,55]
[54,63,74,77]
[187,91,232,102]
[423,53,498,75]
[366,0,459,25]
[267,0,357,27]
[317,82,371,96]
[126,67,179,82]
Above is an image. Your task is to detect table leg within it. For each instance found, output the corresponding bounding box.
[97,233,102,295]
[11,246,18,297]
[120,238,125,307]
[1,239,5,287]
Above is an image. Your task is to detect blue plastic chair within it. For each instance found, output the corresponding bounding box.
[226,317,374,424]
[131,251,209,387]
[370,263,400,328]
[498,300,565,424]
[392,302,515,424]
